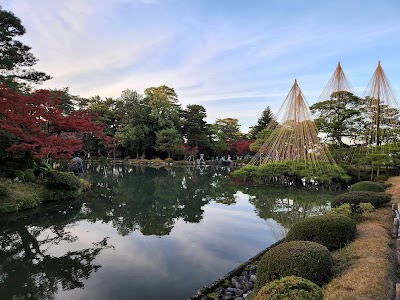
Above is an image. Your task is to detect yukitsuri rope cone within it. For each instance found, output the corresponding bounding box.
[318,61,354,103]
[312,61,360,162]
[248,80,344,183]
[363,61,400,151]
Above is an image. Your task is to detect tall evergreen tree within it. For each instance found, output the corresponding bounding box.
[0,6,51,91]
[180,104,210,153]
[249,106,275,139]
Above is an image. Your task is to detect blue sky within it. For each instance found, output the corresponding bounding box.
[4,0,400,132]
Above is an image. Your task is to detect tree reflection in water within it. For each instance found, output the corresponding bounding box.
[245,186,334,237]
[0,201,113,300]
[0,164,338,299]
[81,164,237,236]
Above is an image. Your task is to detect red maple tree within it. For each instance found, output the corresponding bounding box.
[0,85,106,159]
[227,139,254,156]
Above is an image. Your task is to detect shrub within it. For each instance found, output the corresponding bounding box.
[328,203,352,216]
[46,171,82,190]
[0,184,10,197]
[231,165,259,179]
[164,158,174,164]
[374,174,388,183]
[42,189,81,202]
[358,202,375,213]
[328,202,375,220]
[255,241,333,291]
[349,181,385,192]
[13,170,25,181]
[17,194,39,209]
[332,191,391,208]
[255,276,323,300]
[23,169,36,182]
[0,202,17,215]
[79,178,91,191]
[285,214,357,251]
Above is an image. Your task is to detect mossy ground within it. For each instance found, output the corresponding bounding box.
[0,175,89,216]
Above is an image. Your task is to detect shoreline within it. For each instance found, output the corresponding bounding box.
[187,239,285,300]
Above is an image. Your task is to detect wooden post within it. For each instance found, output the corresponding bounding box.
[394,218,399,238]
[397,240,400,266]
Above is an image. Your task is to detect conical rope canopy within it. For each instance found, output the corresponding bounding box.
[249,80,336,171]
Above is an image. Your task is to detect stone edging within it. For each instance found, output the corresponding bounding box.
[187,238,285,300]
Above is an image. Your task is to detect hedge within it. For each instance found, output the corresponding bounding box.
[255,276,323,300]
[349,181,385,192]
[285,214,357,251]
[332,191,391,208]
[255,241,333,291]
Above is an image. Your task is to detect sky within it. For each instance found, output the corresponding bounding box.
[3,0,400,132]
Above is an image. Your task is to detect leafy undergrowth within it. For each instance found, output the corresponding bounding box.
[323,177,400,300]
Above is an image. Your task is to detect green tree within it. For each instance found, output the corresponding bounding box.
[118,123,153,159]
[249,128,274,152]
[214,118,243,142]
[310,91,363,147]
[48,88,89,115]
[180,104,210,154]
[116,89,154,158]
[144,85,181,129]
[144,85,178,103]
[363,97,400,146]
[208,118,243,155]
[154,127,182,158]
[249,106,276,139]
[0,6,51,91]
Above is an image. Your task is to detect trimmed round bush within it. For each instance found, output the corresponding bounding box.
[285,214,357,251]
[164,158,174,164]
[349,181,385,192]
[255,276,323,300]
[374,175,388,183]
[332,191,391,208]
[255,241,333,291]
[46,171,82,190]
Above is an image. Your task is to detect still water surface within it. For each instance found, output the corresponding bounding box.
[0,164,336,300]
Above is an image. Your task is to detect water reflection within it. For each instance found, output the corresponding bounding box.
[0,164,337,300]
[81,164,238,236]
[0,202,113,300]
[246,186,332,236]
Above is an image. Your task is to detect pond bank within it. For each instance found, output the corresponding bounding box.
[0,173,90,216]
[187,239,284,300]
[189,177,400,300]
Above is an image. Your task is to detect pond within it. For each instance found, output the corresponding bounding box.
[0,163,337,300]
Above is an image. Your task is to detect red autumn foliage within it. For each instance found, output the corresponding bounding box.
[184,145,199,158]
[227,139,254,156]
[0,85,106,159]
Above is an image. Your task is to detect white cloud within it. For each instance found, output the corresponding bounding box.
[3,0,400,130]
